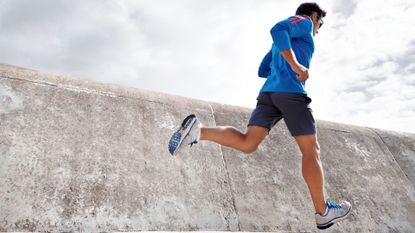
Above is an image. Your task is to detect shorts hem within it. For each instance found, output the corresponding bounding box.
[247,123,271,131]
[291,130,317,137]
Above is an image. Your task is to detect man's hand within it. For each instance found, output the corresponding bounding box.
[292,64,309,82]
[279,49,309,82]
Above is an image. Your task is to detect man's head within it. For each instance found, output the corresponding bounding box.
[296,2,327,36]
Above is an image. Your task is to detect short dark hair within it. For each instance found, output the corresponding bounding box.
[296,2,327,18]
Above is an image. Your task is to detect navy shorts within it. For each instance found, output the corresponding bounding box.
[248,92,316,136]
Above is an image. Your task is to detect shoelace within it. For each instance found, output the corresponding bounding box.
[189,140,198,147]
[327,199,342,209]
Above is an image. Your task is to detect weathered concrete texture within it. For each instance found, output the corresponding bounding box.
[315,121,415,232]
[371,128,415,188]
[0,64,414,233]
[0,65,237,232]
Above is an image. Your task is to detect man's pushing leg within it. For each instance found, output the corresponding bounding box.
[295,134,327,214]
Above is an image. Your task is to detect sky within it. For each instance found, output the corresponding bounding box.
[0,0,414,133]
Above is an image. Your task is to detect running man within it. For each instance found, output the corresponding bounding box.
[168,2,352,230]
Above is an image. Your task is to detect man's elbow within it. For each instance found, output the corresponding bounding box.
[258,69,269,78]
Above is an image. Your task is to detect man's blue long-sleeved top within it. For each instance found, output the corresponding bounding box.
[258,15,314,94]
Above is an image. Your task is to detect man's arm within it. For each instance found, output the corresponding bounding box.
[258,50,272,78]
[270,16,312,82]
[279,49,309,82]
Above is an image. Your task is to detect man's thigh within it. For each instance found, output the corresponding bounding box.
[270,93,316,137]
[248,92,283,130]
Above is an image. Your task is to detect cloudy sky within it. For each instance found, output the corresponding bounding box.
[1,0,414,133]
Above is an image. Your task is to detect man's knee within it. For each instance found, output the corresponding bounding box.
[241,136,260,154]
[295,135,320,158]
[314,141,321,154]
[241,126,268,154]
[303,142,321,159]
[241,143,259,154]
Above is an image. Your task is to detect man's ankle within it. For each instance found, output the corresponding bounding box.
[316,204,328,216]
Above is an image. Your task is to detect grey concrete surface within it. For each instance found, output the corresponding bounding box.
[0,64,414,233]
[371,128,415,188]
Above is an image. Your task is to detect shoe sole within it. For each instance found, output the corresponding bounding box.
[317,223,334,230]
[168,114,197,156]
[317,205,352,230]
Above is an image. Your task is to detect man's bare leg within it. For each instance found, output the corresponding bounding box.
[200,125,269,154]
[295,134,327,215]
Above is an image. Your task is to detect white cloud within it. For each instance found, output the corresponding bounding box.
[309,0,415,133]
[0,0,414,133]
[330,0,357,18]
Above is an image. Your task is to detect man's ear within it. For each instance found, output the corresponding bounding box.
[311,12,318,20]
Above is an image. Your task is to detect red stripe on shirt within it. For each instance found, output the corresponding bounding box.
[290,15,309,25]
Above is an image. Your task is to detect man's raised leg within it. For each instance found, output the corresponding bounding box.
[200,125,269,154]
[168,115,269,156]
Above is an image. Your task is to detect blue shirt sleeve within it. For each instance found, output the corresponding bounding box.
[270,16,313,52]
[258,49,272,78]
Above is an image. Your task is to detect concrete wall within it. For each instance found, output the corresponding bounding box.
[0,64,414,233]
